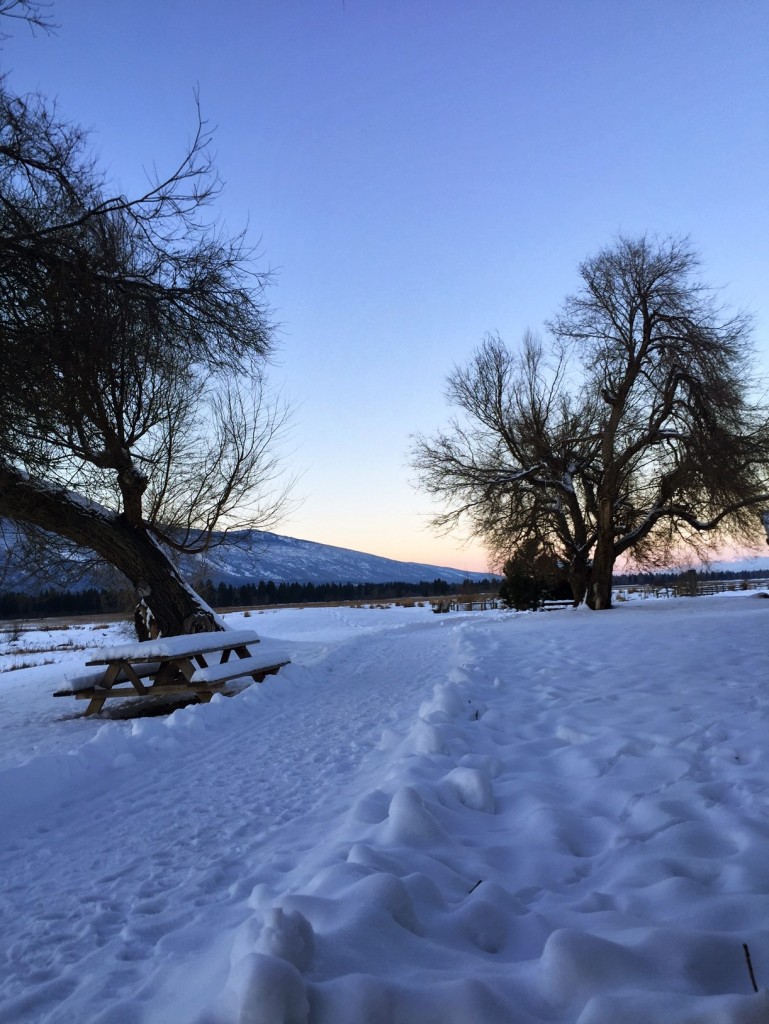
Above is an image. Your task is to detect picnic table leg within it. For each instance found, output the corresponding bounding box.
[153,657,195,688]
[83,662,122,716]
[121,661,148,695]
[84,694,108,716]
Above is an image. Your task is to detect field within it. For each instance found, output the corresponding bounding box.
[2,594,769,1023]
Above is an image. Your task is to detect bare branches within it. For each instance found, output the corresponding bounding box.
[0,0,56,38]
[412,333,599,602]
[0,75,292,634]
[414,236,769,609]
[145,380,294,553]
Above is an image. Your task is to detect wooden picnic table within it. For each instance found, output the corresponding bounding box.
[54,629,290,716]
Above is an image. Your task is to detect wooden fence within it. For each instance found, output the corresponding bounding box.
[431,578,769,613]
[614,578,769,601]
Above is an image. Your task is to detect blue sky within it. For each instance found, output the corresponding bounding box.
[4,1,768,572]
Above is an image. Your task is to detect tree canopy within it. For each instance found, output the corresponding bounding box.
[414,236,769,608]
[0,72,291,634]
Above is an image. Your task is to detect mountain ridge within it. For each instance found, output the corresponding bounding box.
[184,529,496,587]
[1,524,497,590]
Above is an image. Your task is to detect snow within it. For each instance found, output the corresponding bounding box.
[90,629,263,663]
[3,595,769,1022]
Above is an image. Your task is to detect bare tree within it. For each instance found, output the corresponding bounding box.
[414,237,769,609]
[552,235,769,607]
[413,333,601,604]
[0,83,291,635]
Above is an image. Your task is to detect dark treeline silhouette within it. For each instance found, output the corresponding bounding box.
[198,578,494,608]
[614,568,769,587]
[0,578,497,619]
[0,587,130,619]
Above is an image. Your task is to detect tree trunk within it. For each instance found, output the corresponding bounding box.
[0,465,220,636]
[587,497,615,610]
[568,556,590,606]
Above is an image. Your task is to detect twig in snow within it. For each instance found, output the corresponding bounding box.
[743,942,759,993]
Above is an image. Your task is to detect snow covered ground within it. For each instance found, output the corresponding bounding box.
[3,594,769,1023]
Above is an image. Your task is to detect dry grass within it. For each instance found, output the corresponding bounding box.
[3,657,56,672]
[1,611,132,632]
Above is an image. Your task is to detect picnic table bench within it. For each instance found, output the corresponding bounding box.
[53,629,289,716]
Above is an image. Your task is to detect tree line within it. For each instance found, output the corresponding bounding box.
[0,578,498,619]
[613,568,769,587]
[197,578,494,608]
[0,587,129,619]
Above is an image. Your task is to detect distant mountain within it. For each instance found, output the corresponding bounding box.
[1,524,496,591]
[182,530,495,587]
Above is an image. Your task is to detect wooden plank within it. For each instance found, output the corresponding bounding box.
[250,663,287,682]
[57,685,144,699]
[190,657,290,686]
[67,682,229,700]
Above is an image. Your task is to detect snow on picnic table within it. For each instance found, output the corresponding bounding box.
[2,597,769,1023]
[87,629,265,664]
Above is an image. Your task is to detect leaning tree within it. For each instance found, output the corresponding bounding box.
[414,236,769,608]
[0,83,290,636]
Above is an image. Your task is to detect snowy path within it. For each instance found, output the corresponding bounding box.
[0,611,475,1022]
[3,598,769,1022]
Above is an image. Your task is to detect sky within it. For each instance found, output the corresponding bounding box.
[3,0,768,573]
